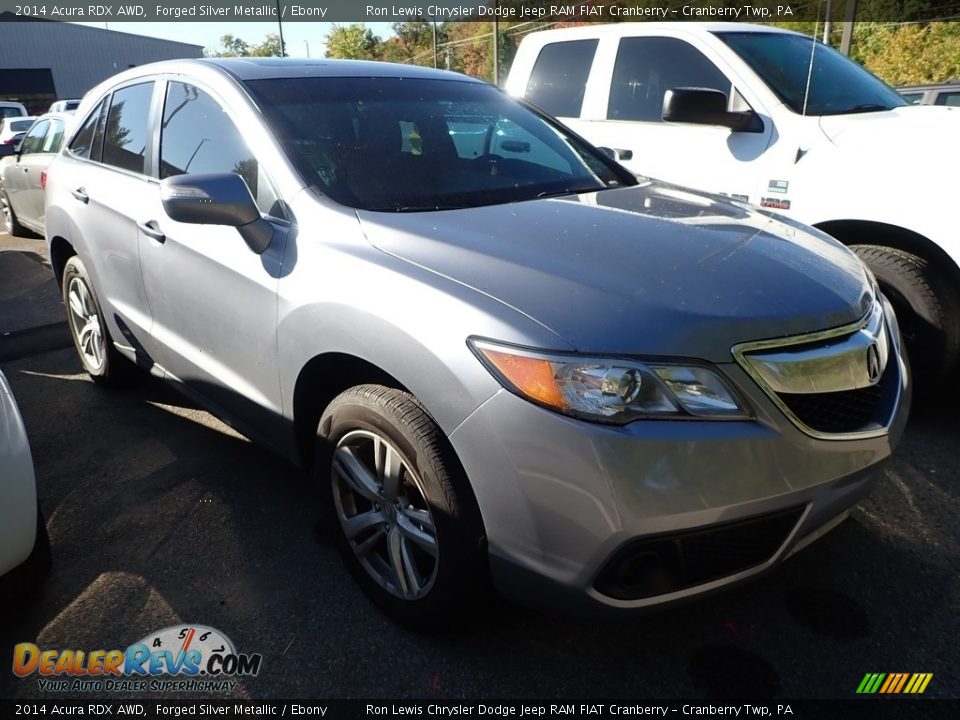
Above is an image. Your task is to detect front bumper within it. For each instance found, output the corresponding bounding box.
[448,337,909,615]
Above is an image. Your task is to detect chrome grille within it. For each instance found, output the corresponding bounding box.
[733,300,902,440]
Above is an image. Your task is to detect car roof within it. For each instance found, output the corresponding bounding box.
[112,57,482,84]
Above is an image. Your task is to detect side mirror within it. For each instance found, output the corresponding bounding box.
[597,146,633,162]
[662,88,764,133]
[0,144,15,159]
[160,173,273,254]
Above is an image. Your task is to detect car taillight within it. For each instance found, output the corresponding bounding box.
[40,171,47,190]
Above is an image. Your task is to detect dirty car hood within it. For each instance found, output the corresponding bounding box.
[357,182,873,361]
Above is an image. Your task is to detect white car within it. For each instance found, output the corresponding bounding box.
[0,369,48,602]
[0,116,36,146]
[0,101,28,121]
[49,99,81,113]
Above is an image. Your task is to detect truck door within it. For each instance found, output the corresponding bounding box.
[565,35,775,206]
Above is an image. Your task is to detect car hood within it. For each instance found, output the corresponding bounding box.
[356,182,873,361]
[819,105,959,155]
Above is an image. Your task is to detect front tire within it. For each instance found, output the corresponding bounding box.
[62,256,133,386]
[852,244,960,393]
[316,385,489,630]
[1,189,28,237]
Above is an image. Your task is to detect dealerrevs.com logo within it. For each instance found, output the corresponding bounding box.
[13,625,262,693]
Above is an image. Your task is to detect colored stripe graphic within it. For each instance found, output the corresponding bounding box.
[857,673,932,694]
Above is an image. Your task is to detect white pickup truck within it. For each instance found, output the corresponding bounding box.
[507,22,959,387]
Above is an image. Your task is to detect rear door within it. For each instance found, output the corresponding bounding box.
[58,82,160,364]
[20,118,65,226]
[5,119,48,222]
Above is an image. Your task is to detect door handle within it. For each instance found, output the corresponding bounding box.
[613,148,634,160]
[70,187,89,204]
[137,220,166,244]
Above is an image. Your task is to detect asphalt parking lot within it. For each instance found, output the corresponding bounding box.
[0,226,958,701]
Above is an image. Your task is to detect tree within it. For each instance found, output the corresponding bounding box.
[250,33,284,58]
[207,34,251,58]
[325,24,381,60]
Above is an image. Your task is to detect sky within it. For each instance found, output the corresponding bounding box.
[73,21,397,57]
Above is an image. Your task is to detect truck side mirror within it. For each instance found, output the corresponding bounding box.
[662,88,764,133]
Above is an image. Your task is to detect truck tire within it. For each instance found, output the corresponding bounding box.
[852,244,960,393]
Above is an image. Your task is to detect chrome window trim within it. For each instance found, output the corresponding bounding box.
[731,301,902,441]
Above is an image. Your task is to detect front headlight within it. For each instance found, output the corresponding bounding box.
[469,339,750,424]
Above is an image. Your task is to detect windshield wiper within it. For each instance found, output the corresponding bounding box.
[834,103,891,115]
[535,185,601,200]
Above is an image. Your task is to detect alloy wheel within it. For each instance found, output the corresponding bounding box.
[332,429,439,600]
[66,276,105,370]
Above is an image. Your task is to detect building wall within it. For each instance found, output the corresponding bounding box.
[0,21,203,110]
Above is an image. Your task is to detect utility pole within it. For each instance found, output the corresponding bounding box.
[276,0,286,57]
[823,0,832,44]
[433,21,438,68]
[840,0,857,56]
[305,40,310,58]
[493,2,500,86]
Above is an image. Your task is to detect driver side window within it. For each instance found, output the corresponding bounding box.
[160,82,282,218]
[608,37,732,122]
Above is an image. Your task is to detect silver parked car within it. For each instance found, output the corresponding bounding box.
[45,59,909,628]
[1,111,75,235]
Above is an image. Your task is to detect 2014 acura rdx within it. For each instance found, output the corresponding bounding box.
[45,59,908,628]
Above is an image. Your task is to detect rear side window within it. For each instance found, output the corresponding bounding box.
[10,119,34,132]
[18,121,49,155]
[43,120,65,153]
[69,100,105,159]
[160,81,278,216]
[935,91,960,107]
[525,39,598,118]
[608,37,731,122]
[102,82,154,175]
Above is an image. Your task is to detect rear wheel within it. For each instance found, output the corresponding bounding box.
[852,244,960,393]
[316,385,489,630]
[62,256,134,386]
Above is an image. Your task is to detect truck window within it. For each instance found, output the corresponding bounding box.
[525,39,598,118]
[935,91,960,107]
[608,37,732,122]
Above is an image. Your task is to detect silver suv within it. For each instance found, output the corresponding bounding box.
[45,59,909,629]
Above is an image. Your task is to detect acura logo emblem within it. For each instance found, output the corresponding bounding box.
[866,343,883,384]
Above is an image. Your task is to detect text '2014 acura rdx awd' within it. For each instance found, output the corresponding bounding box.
[44,59,909,629]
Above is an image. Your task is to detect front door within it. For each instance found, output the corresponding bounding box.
[138,80,287,436]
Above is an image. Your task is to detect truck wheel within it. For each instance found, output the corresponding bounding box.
[315,385,489,631]
[852,244,960,392]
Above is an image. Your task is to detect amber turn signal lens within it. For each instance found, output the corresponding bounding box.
[478,348,568,411]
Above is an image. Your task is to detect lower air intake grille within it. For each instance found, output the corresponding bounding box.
[594,506,805,601]
[778,384,884,434]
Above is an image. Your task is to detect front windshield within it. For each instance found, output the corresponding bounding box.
[244,77,634,211]
[715,31,906,116]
